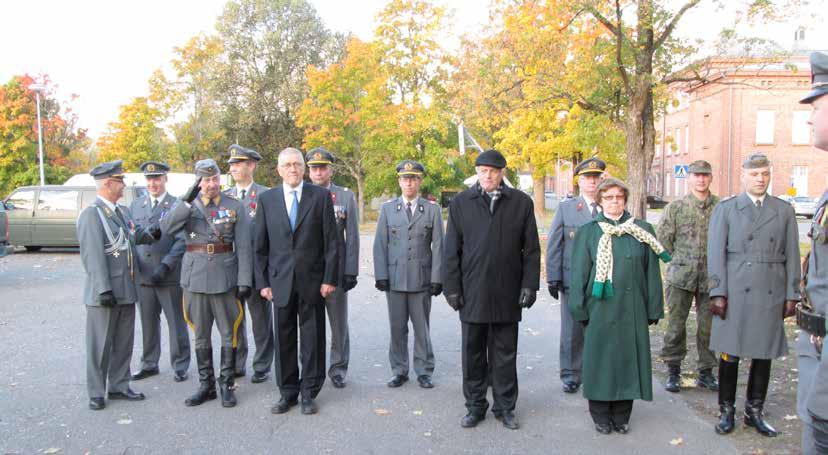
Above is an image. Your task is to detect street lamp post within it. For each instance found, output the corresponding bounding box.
[28,83,47,186]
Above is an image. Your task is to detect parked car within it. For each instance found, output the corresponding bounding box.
[3,184,147,251]
[0,201,11,257]
[647,195,669,209]
[790,196,818,218]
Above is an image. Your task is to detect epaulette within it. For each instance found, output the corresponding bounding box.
[719,195,736,204]
[223,193,239,201]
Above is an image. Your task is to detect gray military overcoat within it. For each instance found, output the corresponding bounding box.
[130,193,185,286]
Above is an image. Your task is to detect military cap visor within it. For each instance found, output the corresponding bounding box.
[227,144,262,163]
[306,148,335,166]
[140,161,170,176]
[575,158,606,176]
[90,160,125,180]
[396,160,425,176]
[800,51,828,104]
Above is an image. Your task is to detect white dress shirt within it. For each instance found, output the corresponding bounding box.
[283,181,304,210]
[402,195,418,217]
[150,192,167,208]
[747,193,767,207]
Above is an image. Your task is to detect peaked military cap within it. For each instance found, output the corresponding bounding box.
[475,149,507,169]
[90,160,125,180]
[574,157,606,176]
[688,160,712,174]
[742,153,771,169]
[801,51,828,104]
[396,160,425,177]
[140,161,170,176]
[194,159,221,178]
[227,144,262,163]
[306,147,335,166]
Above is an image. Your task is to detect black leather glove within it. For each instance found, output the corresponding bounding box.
[236,286,252,300]
[150,263,170,284]
[580,320,589,328]
[147,222,162,240]
[648,319,659,326]
[518,288,537,308]
[182,177,202,203]
[548,280,562,300]
[446,294,464,311]
[375,279,389,292]
[429,283,443,296]
[98,291,116,307]
[343,275,358,292]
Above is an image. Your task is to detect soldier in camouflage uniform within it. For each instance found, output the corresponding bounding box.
[657,160,719,393]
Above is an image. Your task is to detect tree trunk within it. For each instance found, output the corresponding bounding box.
[623,81,656,219]
[533,173,546,222]
[356,175,365,225]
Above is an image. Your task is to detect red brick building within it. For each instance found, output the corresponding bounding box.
[650,55,828,200]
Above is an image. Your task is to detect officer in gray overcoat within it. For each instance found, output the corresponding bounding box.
[130,161,190,383]
[78,160,159,410]
[225,144,273,382]
[160,159,253,408]
[796,51,828,454]
[373,160,444,389]
[306,148,360,389]
[707,153,800,437]
[546,157,604,393]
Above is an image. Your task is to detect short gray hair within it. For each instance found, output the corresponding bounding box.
[278,147,305,166]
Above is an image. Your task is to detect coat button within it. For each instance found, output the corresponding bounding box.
[745,287,750,293]
[768,290,772,295]
[747,262,752,267]
[748,235,754,241]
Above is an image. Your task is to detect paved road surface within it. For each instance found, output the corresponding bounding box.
[0,237,739,454]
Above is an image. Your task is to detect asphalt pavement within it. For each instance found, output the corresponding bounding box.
[0,237,739,455]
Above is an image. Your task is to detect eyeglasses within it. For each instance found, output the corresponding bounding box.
[602,195,625,201]
[279,162,304,169]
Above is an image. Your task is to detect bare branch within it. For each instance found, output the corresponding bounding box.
[654,0,702,51]
[614,0,630,93]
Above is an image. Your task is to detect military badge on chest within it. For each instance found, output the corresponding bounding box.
[331,192,346,223]
[248,189,258,218]
[211,208,237,225]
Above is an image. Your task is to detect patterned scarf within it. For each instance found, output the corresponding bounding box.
[592,217,671,299]
[477,182,504,213]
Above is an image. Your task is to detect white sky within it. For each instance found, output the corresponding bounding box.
[0,0,824,140]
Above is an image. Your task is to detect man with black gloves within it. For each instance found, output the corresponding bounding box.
[160,159,252,409]
[130,161,190,383]
[443,149,541,430]
[373,160,444,390]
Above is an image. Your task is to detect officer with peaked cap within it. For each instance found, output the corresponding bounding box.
[130,161,191,383]
[444,150,541,430]
[546,156,605,394]
[707,153,800,437]
[307,147,360,389]
[78,160,159,410]
[224,144,273,382]
[797,51,828,454]
[374,159,443,389]
[160,159,253,408]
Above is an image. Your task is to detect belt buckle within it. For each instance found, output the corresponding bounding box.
[207,243,215,255]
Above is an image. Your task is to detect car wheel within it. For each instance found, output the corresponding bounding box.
[24,246,42,252]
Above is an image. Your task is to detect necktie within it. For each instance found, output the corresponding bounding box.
[590,202,597,218]
[756,199,762,209]
[114,206,127,226]
[152,199,158,210]
[289,190,299,231]
[406,202,412,221]
[240,189,246,200]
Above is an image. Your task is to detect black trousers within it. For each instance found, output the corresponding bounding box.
[273,289,326,400]
[462,322,518,416]
[588,400,634,425]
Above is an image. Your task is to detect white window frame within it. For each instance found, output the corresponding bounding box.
[792,111,811,145]
[755,110,775,145]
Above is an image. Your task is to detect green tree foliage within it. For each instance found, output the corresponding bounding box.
[96,97,169,171]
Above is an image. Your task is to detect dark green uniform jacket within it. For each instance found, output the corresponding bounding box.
[568,211,665,401]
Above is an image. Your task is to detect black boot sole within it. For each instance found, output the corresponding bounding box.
[744,417,778,437]
[185,393,217,407]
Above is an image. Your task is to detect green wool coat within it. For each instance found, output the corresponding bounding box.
[568,211,665,402]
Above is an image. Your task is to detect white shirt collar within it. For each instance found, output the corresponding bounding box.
[283,181,304,206]
[97,195,117,212]
[237,182,254,195]
[151,192,167,205]
[747,193,767,205]
[582,194,597,207]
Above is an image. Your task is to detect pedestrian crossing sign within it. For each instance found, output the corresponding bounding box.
[674,165,689,179]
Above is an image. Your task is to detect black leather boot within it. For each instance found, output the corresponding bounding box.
[665,364,681,393]
[219,347,237,408]
[715,355,739,435]
[744,359,777,437]
[697,368,719,391]
[185,348,216,406]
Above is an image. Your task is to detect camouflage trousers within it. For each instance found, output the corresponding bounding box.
[660,286,717,371]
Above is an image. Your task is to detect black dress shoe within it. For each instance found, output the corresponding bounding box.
[595,423,613,434]
[561,380,580,394]
[173,371,188,382]
[107,389,146,401]
[330,375,346,389]
[88,397,105,410]
[387,375,409,388]
[271,397,298,414]
[460,413,485,428]
[234,370,246,378]
[251,371,269,383]
[131,368,160,381]
[301,398,318,415]
[417,375,434,389]
[612,422,630,434]
[495,411,520,430]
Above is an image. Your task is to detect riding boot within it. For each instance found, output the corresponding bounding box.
[715,355,739,435]
[219,347,237,408]
[185,348,216,406]
[744,359,777,437]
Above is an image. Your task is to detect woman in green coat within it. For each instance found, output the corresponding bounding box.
[568,178,670,435]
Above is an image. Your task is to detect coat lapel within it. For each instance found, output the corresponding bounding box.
[576,196,593,222]
[293,185,314,231]
[409,197,425,225]
[95,198,124,231]
[751,196,778,233]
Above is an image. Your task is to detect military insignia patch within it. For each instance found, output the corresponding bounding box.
[147,164,156,172]
[418,205,424,212]
[404,162,413,171]
[569,231,575,239]
[315,152,323,161]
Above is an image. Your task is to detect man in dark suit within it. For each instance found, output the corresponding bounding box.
[254,147,339,416]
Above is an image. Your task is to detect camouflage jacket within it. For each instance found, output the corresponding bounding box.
[657,192,720,292]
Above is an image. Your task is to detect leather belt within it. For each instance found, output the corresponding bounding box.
[186,243,233,255]
[797,301,826,338]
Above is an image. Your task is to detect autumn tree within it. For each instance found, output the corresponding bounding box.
[96,97,168,170]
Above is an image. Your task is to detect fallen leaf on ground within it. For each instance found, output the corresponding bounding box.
[669,438,684,446]
[784,415,798,420]
[374,408,391,416]
[117,418,132,425]
[43,449,61,454]
[413,410,423,415]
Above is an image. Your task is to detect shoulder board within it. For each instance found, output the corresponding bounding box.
[342,187,351,192]
[428,199,437,204]
[223,193,239,201]
[719,195,736,203]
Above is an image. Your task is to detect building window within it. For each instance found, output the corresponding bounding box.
[755,110,775,145]
[684,126,689,153]
[792,111,811,145]
[675,128,681,154]
[665,174,671,197]
[792,166,809,196]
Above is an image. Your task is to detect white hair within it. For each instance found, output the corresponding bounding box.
[278,147,305,166]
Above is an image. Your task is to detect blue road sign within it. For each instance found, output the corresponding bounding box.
[674,165,689,179]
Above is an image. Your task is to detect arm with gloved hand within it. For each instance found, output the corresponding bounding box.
[519,202,541,307]
[160,178,201,237]
[151,229,186,285]
[373,205,390,293]
[546,205,565,300]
